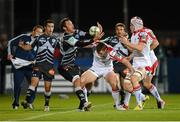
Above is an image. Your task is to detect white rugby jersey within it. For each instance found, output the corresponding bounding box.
[92,50,113,68]
[92,44,124,68]
[131,28,156,68]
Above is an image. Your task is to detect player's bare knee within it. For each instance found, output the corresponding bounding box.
[123,78,133,92]
[143,82,152,89]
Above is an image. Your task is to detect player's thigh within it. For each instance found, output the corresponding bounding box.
[123,74,133,92]
[81,70,97,85]
[143,75,153,88]
[105,71,117,87]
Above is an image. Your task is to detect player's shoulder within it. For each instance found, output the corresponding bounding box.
[138,28,149,37]
[63,33,73,40]
[75,29,86,36]
[35,34,50,41]
[105,36,119,45]
[144,27,154,33]
[17,33,29,38]
[9,33,28,41]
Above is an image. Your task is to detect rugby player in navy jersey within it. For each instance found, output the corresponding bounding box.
[58,17,104,111]
[21,19,60,111]
[8,25,43,109]
[103,23,130,107]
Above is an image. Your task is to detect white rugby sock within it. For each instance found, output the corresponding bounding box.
[124,91,131,106]
[112,90,120,107]
[133,86,142,105]
[149,85,162,101]
[140,93,146,101]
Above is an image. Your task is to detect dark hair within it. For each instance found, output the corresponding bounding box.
[44,19,54,27]
[32,25,43,31]
[115,23,125,29]
[96,42,107,53]
[59,17,70,31]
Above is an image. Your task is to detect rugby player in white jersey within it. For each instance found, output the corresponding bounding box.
[118,16,153,110]
[119,16,165,110]
[80,42,134,111]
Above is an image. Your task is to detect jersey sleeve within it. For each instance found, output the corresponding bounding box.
[78,29,86,36]
[107,45,124,62]
[8,34,26,55]
[147,30,157,41]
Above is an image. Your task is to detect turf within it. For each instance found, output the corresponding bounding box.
[0,93,180,121]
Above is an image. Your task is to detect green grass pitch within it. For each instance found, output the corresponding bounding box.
[0,93,180,121]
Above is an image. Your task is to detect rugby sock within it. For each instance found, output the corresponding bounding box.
[75,87,86,104]
[133,85,142,105]
[112,90,120,107]
[26,85,35,103]
[120,90,125,104]
[149,85,162,101]
[140,93,146,101]
[82,87,88,102]
[31,87,37,104]
[44,91,51,106]
[124,91,131,106]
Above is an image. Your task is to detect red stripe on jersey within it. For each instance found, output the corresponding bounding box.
[147,32,157,41]
[113,56,125,63]
[107,45,124,63]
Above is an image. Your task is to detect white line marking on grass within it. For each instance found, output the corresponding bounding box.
[15,102,113,121]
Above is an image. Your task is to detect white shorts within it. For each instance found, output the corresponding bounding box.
[89,66,114,78]
[151,60,159,75]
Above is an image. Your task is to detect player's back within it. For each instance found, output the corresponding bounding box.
[9,34,36,61]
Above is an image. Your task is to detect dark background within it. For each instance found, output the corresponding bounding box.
[12,0,180,35]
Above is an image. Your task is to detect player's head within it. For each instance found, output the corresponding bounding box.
[44,19,54,36]
[96,42,108,58]
[32,25,43,37]
[130,16,143,32]
[59,17,75,33]
[115,23,128,38]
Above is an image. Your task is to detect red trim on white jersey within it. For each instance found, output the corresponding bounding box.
[106,45,124,63]
[147,32,156,41]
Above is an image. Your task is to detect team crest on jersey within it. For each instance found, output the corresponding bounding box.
[51,38,56,46]
[39,37,46,44]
